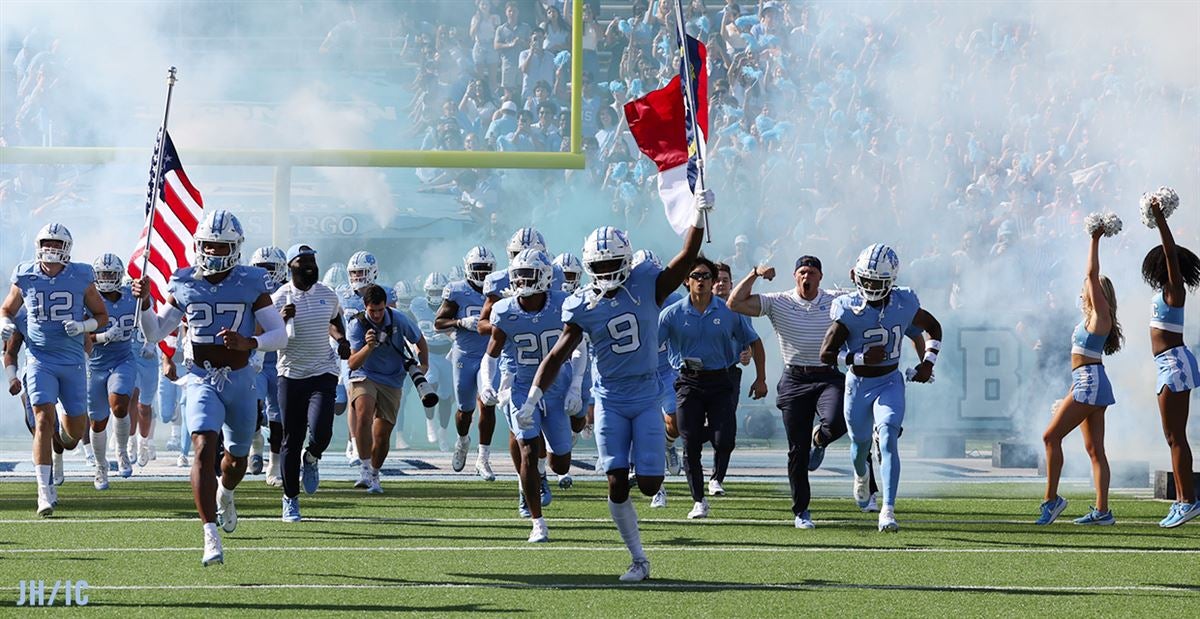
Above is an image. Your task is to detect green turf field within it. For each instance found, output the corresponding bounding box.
[1,479,1196,616]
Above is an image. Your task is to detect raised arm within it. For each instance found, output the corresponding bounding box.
[656,190,713,304]
[1152,201,1185,306]
[729,265,772,316]
[1084,230,1109,328]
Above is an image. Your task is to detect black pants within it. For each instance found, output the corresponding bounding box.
[676,369,737,502]
[777,367,878,516]
[712,365,744,482]
[278,373,338,499]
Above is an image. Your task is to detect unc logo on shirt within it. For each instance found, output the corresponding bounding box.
[713,318,721,325]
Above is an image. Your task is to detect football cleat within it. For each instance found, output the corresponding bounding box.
[452,436,470,472]
[878,506,899,532]
[853,471,871,508]
[527,519,549,543]
[166,434,181,453]
[36,487,54,518]
[354,466,370,489]
[475,458,496,482]
[117,452,133,479]
[619,559,651,582]
[345,440,360,467]
[201,529,224,566]
[216,487,237,534]
[52,451,64,486]
[650,487,667,508]
[249,454,264,475]
[1035,495,1068,525]
[367,470,383,494]
[557,473,573,490]
[861,493,879,513]
[518,490,532,519]
[94,464,109,491]
[687,499,710,519]
[83,442,96,467]
[540,475,552,506]
[176,454,189,468]
[137,439,151,467]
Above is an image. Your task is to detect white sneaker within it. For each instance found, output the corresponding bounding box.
[878,506,899,532]
[36,486,54,518]
[794,511,816,529]
[354,466,370,489]
[126,437,137,460]
[650,487,667,508]
[117,452,133,478]
[708,479,725,497]
[52,452,65,486]
[265,455,283,487]
[619,559,651,582]
[345,440,360,467]
[176,454,189,468]
[82,442,96,467]
[201,529,224,566]
[861,493,879,513]
[367,470,383,494]
[216,487,237,534]
[425,418,438,444]
[137,438,151,467]
[452,435,470,472]
[394,433,410,450]
[853,471,870,508]
[528,519,549,543]
[687,499,710,519]
[94,463,109,491]
[48,484,58,508]
[437,428,451,452]
[475,458,496,482]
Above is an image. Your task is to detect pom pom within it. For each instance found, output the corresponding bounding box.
[1140,186,1179,229]
[1084,211,1122,237]
[554,51,570,68]
[734,15,759,29]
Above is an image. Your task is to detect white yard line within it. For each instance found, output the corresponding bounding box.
[1,544,1196,555]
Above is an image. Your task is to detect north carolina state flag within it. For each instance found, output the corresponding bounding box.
[623,34,707,236]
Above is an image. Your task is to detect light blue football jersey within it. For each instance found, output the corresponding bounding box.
[492,290,570,386]
[657,290,684,372]
[443,280,488,358]
[830,287,921,367]
[410,298,452,355]
[562,261,662,398]
[88,287,137,371]
[11,261,96,365]
[341,287,397,315]
[483,265,566,298]
[168,265,270,345]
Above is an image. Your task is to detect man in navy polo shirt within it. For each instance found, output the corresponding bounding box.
[659,256,767,520]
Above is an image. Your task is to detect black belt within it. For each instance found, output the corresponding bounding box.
[785,364,838,375]
[679,365,739,378]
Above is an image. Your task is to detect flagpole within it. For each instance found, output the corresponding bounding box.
[140,66,179,279]
[672,0,710,242]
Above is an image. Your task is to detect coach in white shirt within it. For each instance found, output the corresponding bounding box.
[273,243,351,521]
[728,255,878,529]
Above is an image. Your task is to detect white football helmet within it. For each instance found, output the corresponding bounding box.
[506,227,547,259]
[448,265,466,282]
[423,272,449,306]
[393,280,417,306]
[852,243,900,302]
[347,251,379,292]
[463,245,496,285]
[193,210,244,275]
[93,253,125,293]
[553,252,583,292]
[509,249,554,297]
[582,226,633,293]
[631,249,662,269]
[323,262,349,291]
[250,246,288,286]
[35,223,73,264]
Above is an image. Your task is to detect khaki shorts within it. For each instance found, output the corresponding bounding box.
[348,379,402,425]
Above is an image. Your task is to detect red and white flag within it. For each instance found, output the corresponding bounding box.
[127,130,203,356]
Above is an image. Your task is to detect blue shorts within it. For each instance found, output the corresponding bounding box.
[1071,363,1116,407]
[594,385,665,476]
[657,367,678,415]
[1155,345,1199,395]
[507,380,573,455]
[425,352,454,401]
[134,353,158,406]
[452,350,483,412]
[26,359,88,416]
[158,375,182,423]
[184,363,257,457]
[258,363,281,423]
[844,369,906,444]
[87,358,137,421]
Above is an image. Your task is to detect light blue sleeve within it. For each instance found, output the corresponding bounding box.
[396,310,422,345]
[347,316,367,352]
[830,295,848,323]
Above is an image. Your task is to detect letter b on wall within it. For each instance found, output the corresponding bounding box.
[958,329,1020,418]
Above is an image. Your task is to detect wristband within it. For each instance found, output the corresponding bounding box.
[525,386,544,409]
[82,318,99,333]
[854,352,865,366]
[4,365,16,382]
[95,330,109,344]
[923,351,938,365]
[692,207,706,229]
[926,339,941,353]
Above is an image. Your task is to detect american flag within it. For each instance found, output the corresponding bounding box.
[127,130,203,355]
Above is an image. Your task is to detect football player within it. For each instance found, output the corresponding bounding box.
[250,246,288,483]
[4,305,67,487]
[524,190,711,582]
[133,210,288,566]
[341,251,398,474]
[1,224,109,517]
[552,251,590,489]
[819,243,942,533]
[632,249,683,509]
[411,272,456,450]
[85,253,139,488]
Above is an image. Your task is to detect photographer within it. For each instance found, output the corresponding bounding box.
[347,285,428,494]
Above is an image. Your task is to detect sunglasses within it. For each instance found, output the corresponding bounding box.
[688,272,713,281]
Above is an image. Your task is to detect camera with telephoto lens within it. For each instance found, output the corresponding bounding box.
[403,354,438,408]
